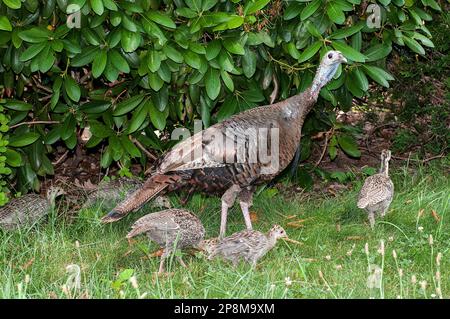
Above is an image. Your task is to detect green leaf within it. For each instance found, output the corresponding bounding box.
[327,2,346,24]
[352,67,369,92]
[100,147,112,168]
[5,149,22,167]
[301,0,321,21]
[305,21,322,38]
[147,11,176,29]
[61,114,76,140]
[244,0,271,15]
[331,41,366,62]
[92,49,107,78]
[0,16,12,32]
[148,73,164,91]
[109,50,130,73]
[223,38,245,55]
[163,45,184,63]
[184,51,201,69]
[113,94,145,116]
[286,42,300,59]
[205,68,221,100]
[284,2,303,20]
[64,76,81,102]
[337,134,361,158]
[9,132,40,147]
[364,44,392,62]
[5,100,33,111]
[121,30,141,53]
[127,103,148,134]
[90,0,104,15]
[362,65,393,88]
[19,28,49,43]
[242,47,257,78]
[37,45,55,73]
[298,41,322,63]
[329,23,364,39]
[44,126,61,144]
[103,0,118,10]
[221,70,234,92]
[205,40,221,61]
[362,166,377,176]
[213,15,244,31]
[176,7,197,18]
[147,50,162,73]
[3,0,21,9]
[146,99,166,130]
[412,32,434,48]
[120,135,141,158]
[424,0,441,11]
[402,36,425,55]
[80,100,111,113]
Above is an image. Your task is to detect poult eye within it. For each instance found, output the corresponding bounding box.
[328,53,333,59]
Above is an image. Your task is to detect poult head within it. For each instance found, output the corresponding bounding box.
[268,225,288,240]
[381,149,392,162]
[312,50,347,93]
[46,186,66,201]
[197,238,219,255]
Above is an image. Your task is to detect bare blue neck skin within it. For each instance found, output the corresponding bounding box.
[282,60,341,121]
[311,63,340,97]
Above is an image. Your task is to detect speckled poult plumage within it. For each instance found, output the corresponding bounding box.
[102,52,347,239]
[357,150,394,229]
[126,208,205,273]
[206,225,288,267]
[0,187,65,230]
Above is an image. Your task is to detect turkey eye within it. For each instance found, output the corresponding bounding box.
[328,53,333,59]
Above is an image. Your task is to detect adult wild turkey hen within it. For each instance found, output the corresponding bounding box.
[102,51,347,238]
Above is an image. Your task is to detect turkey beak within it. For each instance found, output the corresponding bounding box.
[338,53,347,64]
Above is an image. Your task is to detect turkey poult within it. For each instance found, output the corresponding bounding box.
[126,208,205,274]
[82,177,171,210]
[102,51,347,239]
[202,225,288,267]
[357,150,394,229]
[0,187,65,230]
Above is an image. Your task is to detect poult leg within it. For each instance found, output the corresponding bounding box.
[368,212,375,230]
[177,256,187,268]
[158,250,170,274]
[158,257,166,274]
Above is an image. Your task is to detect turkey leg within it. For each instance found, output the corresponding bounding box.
[220,185,242,239]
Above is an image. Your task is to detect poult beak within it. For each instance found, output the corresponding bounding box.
[282,237,303,245]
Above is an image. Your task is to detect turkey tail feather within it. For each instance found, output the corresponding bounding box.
[101,174,181,223]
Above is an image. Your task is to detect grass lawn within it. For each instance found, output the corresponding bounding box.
[1,161,449,299]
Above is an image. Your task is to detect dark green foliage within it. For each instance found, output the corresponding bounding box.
[0,0,443,196]
[390,10,449,156]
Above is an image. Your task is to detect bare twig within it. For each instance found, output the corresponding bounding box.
[130,136,157,160]
[392,153,446,164]
[314,128,333,168]
[111,89,127,104]
[52,150,69,166]
[10,120,60,129]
